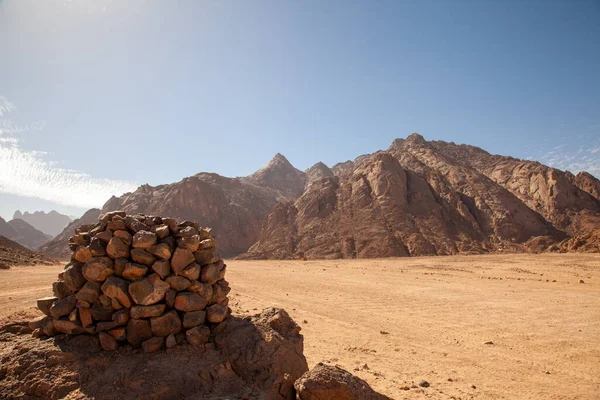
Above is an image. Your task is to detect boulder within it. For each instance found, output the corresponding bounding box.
[63,263,86,291]
[294,363,391,400]
[206,303,227,323]
[130,248,157,266]
[151,260,171,279]
[177,235,201,252]
[198,238,216,250]
[150,310,182,337]
[79,306,93,327]
[126,318,153,348]
[108,327,127,341]
[146,243,171,260]
[54,319,84,334]
[37,296,58,316]
[122,263,148,281]
[101,276,132,308]
[183,310,206,328]
[188,281,213,301]
[112,309,130,325]
[128,275,170,305]
[113,257,128,277]
[185,325,210,346]
[99,331,118,351]
[171,248,194,274]
[76,281,101,304]
[52,280,73,299]
[174,292,207,312]
[179,263,200,281]
[106,237,130,259]
[200,260,222,284]
[89,237,107,257]
[166,275,191,291]
[194,247,221,266]
[142,336,164,353]
[49,295,77,319]
[73,246,93,263]
[132,231,157,249]
[82,257,114,282]
[113,230,132,246]
[130,304,166,319]
[176,226,198,238]
[154,224,170,239]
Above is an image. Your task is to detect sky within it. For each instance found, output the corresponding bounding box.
[0,0,599,221]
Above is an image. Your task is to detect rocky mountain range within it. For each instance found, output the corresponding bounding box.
[13,210,73,236]
[41,134,600,260]
[0,216,53,250]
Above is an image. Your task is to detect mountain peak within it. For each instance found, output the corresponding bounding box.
[405,132,426,144]
[245,153,306,198]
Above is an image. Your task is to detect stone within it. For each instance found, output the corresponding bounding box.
[150,310,182,337]
[419,380,430,388]
[127,218,150,233]
[198,227,212,240]
[128,275,170,305]
[176,226,199,238]
[174,292,207,312]
[200,260,222,284]
[49,295,77,318]
[177,235,201,252]
[106,237,130,259]
[98,331,118,351]
[194,247,221,266]
[151,260,171,279]
[160,235,177,252]
[113,258,128,277]
[294,363,390,400]
[111,298,123,310]
[29,315,51,331]
[130,304,166,319]
[113,230,132,246]
[107,219,126,231]
[154,224,170,239]
[122,263,148,281]
[96,321,119,331]
[100,210,126,222]
[54,319,84,334]
[108,327,127,341]
[69,308,78,321]
[76,300,91,308]
[180,263,201,281]
[198,238,216,250]
[95,229,113,243]
[127,318,153,348]
[183,310,206,328]
[63,263,86,291]
[112,308,130,325]
[166,275,191,291]
[206,303,228,323]
[165,334,177,348]
[52,280,73,299]
[99,294,112,307]
[178,220,200,229]
[91,304,114,321]
[101,276,132,308]
[186,325,210,346]
[132,230,158,249]
[165,289,176,308]
[76,281,101,304]
[73,246,93,263]
[131,248,157,266]
[82,257,114,282]
[79,306,93,327]
[146,243,171,260]
[69,234,88,245]
[209,282,230,305]
[188,281,213,301]
[171,248,194,274]
[162,217,179,234]
[89,237,107,257]
[142,336,164,353]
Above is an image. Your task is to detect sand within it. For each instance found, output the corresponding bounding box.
[1,253,599,399]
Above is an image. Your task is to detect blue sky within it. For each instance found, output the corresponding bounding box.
[0,0,599,221]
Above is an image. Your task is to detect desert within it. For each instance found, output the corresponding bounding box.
[1,253,599,399]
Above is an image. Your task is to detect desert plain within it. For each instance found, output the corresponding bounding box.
[1,253,599,399]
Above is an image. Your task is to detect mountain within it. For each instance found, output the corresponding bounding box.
[0,217,18,239]
[0,235,58,269]
[6,219,53,249]
[13,210,73,236]
[42,135,600,260]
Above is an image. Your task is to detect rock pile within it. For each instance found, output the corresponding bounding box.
[31,211,229,352]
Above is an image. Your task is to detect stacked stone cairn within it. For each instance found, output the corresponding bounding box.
[32,211,229,352]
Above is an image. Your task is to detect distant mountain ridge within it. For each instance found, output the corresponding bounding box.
[13,210,73,236]
[41,134,600,259]
[0,216,53,250]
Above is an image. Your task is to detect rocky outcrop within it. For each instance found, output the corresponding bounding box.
[0,308,309,399]
[295,363,391,400]
[13,210,73,236]
[244,153,307,198]
[569,171,600,201]
[6,219,53,249]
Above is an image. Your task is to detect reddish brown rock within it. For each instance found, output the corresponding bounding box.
[128,275,170,305]
[95,229,113,243]
[209,282,231,305]
[200,260,222,284]
[113,230,132,246]
[73,246,92,263]
[206,303,227,323]
[126,318,153,348]
[89,237,107,257]
[49,295,77,318]
[82,257,114,282]
[147,243,171,260]
[197,238,216,250]
[166,275,191,291]
[176,226,198,238]
[188,281,213,301]
[177,235,201,252]
[91,304,114,321]
[132,230,158,249]
[185,325,210,346]
[108,327,127,341]
[36,296,58,315]
[180,263,201,281]
[96,321,119,332]
[122,262,148,281]
[174,292,207,312]
[76,281,101,304]
[54,319,84,334]
[112,308,130,325]
[107,219,126,231]
[150,310,182,337]
[52,280,73,299]
[130,304,166,319]
[63,263,86,291]
[79,306,93,327]
[183,310,206,328]
[165,289,176,308]
[106,237,130,259]
[171,248,194,274]
[101,276,132,308]
[165,333,177,348]
[194,247,221,266]
[154,224,170,239]
[130,248,157,266]
[142,336,164,353]
[113,257,128,277]
[151,259,171,279]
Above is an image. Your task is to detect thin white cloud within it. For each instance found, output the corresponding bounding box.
[0,96,138,208]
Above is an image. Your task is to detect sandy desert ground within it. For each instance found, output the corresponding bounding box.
[1,254,599,399]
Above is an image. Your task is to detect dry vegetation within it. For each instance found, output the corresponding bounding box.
[1,253,599,399]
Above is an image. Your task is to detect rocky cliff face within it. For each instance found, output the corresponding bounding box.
[43,135,600,259]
